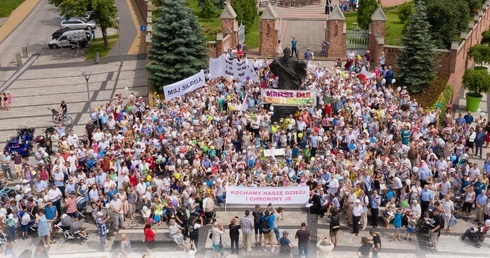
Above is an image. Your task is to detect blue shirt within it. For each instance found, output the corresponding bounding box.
[476,194,488,205]
[464,115,473,125]
[393,212,403,227]
[45,205,57,220]
[370,194,380,209]
[421,189,433,202]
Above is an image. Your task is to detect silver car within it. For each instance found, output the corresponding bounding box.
[60,18,96,30]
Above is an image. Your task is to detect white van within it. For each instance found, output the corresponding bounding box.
[48,30,88,49]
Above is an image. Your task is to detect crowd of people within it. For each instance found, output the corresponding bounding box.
[0,45,490,257]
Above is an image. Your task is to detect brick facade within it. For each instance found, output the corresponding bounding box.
[259,3,279,57]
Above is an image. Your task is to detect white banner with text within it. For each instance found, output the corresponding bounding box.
[209,55,260,82]
[227,186,310,205]
[163,70,206,101]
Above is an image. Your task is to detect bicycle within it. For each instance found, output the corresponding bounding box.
[48,107,73,126]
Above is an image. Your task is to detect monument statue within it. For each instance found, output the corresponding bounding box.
[269,47,307,90]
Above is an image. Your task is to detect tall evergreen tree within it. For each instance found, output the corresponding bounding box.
[357,0,379,30]
[231,0,258,29]
[147,0,207,87]
[396,0,437,93]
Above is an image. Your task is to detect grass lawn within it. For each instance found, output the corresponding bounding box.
[343,5,404,45]
[0,0,25,18]
[85,35,117,60]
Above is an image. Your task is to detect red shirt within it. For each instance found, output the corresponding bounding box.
[129,174,137,186]
[144,228,155,242]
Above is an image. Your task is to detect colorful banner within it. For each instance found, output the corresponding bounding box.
[209,55,260,82]
[261,89,317,106]
[226,186,310,205]
[163,70,206,101]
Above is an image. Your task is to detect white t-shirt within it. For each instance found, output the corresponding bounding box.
[110,199,123,214]
[211,227,224,245]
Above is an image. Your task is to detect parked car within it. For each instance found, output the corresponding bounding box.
[48,30,90,49]
[61,11,94,22]
[52,28,92,40]
[60,18,96,30]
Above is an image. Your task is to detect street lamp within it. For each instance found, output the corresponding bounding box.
[82,71,93,116]
[116,16,122,66]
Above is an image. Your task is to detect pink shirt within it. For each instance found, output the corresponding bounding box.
[66,197,77,213]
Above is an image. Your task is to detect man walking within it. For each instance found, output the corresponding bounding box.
[370,231,382,258]
[240,209,254,253]
[295,222,311,258]
[1,150,12,181]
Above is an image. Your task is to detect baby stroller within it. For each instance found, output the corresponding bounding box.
[54,215,88,244]
[461,220,490,248]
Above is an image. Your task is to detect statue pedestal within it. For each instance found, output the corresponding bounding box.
[271,105,299,123]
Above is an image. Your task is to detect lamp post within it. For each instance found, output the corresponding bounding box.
[82,71,93,117]
[116,16,122,66]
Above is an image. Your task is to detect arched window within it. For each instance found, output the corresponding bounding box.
[335,24,338,36]
[267,23,271,34]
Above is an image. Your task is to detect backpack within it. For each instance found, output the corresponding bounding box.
[253,211,262,225]
[261,216,271,234]
[329,214,341,231]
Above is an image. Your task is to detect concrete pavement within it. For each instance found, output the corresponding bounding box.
[0,0,41,45]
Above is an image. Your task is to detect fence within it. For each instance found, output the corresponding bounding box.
[346,27,368,53]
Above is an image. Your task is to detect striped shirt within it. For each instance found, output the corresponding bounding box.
[240,215,254,235]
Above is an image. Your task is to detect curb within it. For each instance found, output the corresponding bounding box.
[0,0,42,45]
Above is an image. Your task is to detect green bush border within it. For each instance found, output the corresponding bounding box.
[432,84,452,124]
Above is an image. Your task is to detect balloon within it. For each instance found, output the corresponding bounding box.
[192,169,198,175]
[412,167,419,173]
[130,165,136,170]
[172,199,178,207]
[142,206,149,212]
[208,116,214,121]
[154,215,161,223]
[270,106,274,111]
[450,155,457,162]
[174,173,181,180]
[401,201,409,208]
[436,103,441,109]
[14,185,21,191]
[145,182,150,187]
[15,195,22,202]
[148,218,154,224]
[0,208,6,215]
[298,133,303,138]
[146,175,152,182]
[391,79,396,84]
[397,87,401,92]
[246,76,250,80]
[126,106,132,112]
[382,79,386,85]
[177,159,182,165]
[44,195,49,202]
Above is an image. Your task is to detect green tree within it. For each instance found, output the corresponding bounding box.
[481,30,490,45]
[398,1,414,25]
[396,0,437,93]
[48,0,118,48]
[463,69,490,97]
[199,0,218,19]
[147,0,207,87]
[357,0,379,30]
[231,0,257,29]
[468,44,490,67]
[425,0,470,49]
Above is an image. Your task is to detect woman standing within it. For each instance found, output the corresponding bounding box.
[276,40,283,57]
[36,210,51,248]
[144,222,156,256]
[120,233,132,257]
[229,217,241,254]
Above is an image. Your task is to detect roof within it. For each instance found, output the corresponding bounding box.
[328,4,345,21]
[220,3,237,19]
[261,3,278,20]
[371,5,387,21]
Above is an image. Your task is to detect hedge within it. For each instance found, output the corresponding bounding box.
[432,84,453,124]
